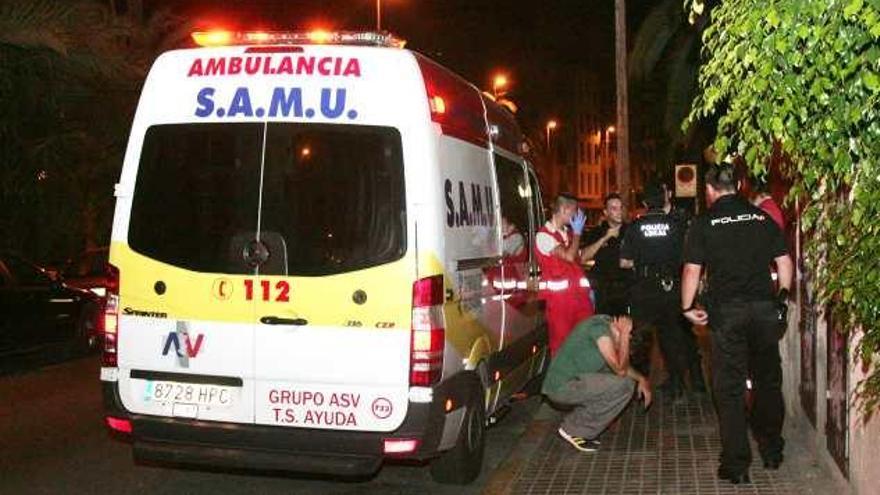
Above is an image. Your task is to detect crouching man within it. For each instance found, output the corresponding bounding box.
[542,315,652,452]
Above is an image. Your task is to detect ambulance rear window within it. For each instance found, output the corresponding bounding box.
[259,123,406,276]
[129,123,406,276]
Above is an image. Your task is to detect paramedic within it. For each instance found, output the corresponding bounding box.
[536,193,595,355]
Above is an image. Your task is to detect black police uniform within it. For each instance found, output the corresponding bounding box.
[684,193,788,477]
[582,221,632,316]
[668,206,707,393]
[620,208,688,396]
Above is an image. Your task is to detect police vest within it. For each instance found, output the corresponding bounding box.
[629,211,681,278]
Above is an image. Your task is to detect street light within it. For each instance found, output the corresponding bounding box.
[492,73,509,99]
[375,0,400,31]
[546,120,558,150]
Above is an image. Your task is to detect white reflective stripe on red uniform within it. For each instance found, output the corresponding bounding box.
[545,278,590,291]
[545,280,570,291]
[492,279,519,290]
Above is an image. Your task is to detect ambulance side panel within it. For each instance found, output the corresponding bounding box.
[435,134,503,410]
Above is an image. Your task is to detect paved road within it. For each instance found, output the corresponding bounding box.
[0,356,540,495]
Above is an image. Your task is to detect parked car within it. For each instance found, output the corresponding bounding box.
[0,251,101,357]
[62,247,112,298]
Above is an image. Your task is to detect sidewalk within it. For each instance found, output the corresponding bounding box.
[483,390,845,495]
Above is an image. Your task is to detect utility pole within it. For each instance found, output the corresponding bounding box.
[376,0,382,31]
[614,0,631,207]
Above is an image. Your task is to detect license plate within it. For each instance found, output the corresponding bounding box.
[145,381,235,408]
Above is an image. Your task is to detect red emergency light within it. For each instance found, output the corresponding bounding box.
[415,54,489,148]
[191,30,406,48]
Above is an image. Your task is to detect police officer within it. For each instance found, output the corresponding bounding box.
[681,163,793,485]
[581,193,633,316]
[661,183,707,393]
[620,182,689,399]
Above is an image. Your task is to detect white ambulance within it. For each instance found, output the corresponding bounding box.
[101,30,548,484]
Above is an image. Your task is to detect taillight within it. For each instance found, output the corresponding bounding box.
[410,275,445,387]
[383,438,420,455]
[102,263,120,367]
[105,416,132,434]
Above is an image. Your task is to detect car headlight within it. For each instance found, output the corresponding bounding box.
[90,287,107,297]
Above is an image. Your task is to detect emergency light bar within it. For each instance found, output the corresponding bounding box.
[191,30,407,48]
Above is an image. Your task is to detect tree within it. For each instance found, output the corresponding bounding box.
[686,0,880,414]
[0,0,188,262]
[628,0,717,181]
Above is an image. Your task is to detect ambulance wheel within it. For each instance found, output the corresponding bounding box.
[429,385,486,485]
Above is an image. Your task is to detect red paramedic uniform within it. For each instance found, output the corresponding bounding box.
[535,222,594,355]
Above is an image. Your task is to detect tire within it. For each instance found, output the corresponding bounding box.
[429,384,486,485]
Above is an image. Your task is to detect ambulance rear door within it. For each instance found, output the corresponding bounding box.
[239,45,423,433]
[114,119,263,425]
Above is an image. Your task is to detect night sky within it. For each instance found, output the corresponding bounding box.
[155,0,654,134]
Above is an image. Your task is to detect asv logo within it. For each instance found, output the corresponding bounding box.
[162,332,205,358]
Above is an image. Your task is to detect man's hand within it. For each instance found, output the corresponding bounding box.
[776,288,790,331]
[612,315,632,337]
[683,307,708,326]
[637,377,652,409]
[570,208,586,236]
[605,225,620,240]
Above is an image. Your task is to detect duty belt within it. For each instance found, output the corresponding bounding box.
[636,265,678,292]
[636,265,676,279]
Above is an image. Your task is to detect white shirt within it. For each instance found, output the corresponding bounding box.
[536,221,569,256]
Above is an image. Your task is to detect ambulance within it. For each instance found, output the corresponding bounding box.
[101,30,548,484]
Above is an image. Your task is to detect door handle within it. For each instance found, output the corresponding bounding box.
[260,316,308,326]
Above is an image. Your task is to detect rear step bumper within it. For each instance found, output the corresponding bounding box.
[127,404,434,476]
[134,438,382,476]
[103,371,481,475]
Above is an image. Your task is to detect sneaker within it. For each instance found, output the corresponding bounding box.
[558,428,599,452]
